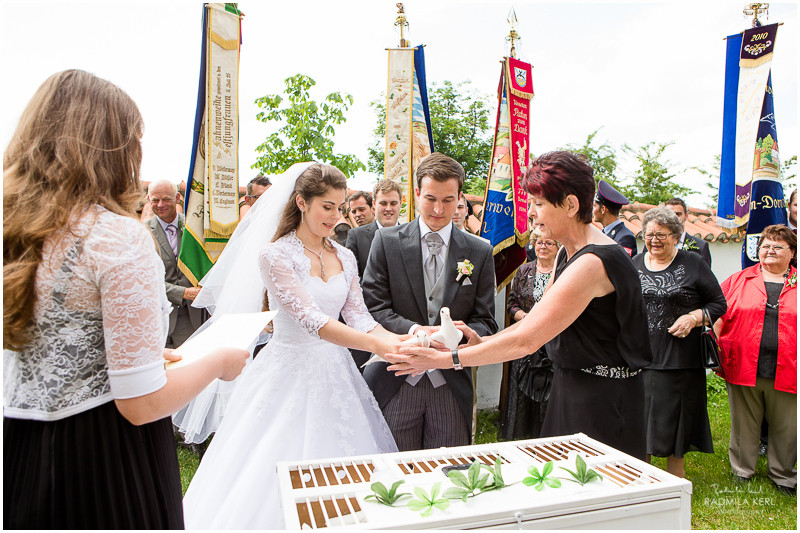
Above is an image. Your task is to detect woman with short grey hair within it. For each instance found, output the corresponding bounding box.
[632,206,727,478]
[641,206,684,239]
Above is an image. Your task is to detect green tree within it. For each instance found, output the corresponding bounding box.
[782,155,797,197]
[620,141,690,205]
[561,129,618,186]
[252,74,365,175]
[368,80,493,195]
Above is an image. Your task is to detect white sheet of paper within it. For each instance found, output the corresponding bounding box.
[165,311,277,370]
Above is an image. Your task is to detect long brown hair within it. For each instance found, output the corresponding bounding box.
[3,70,144,350]
[272,163,348,246]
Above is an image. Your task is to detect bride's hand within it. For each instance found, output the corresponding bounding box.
[371,335,407,359]
[384,346,452,376]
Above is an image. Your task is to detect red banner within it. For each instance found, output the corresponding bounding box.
[505,57,533,240]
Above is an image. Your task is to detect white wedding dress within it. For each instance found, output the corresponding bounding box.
[182,231,397,529]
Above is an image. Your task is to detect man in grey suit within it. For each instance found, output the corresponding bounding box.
[346,179,403,280]
[665,197,712,267]
[362,153,498,451]
[146,180,204,348]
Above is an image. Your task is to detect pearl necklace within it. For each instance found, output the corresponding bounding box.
[303,244,327,278]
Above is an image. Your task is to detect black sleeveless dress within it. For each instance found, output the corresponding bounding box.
[540,244,652,460]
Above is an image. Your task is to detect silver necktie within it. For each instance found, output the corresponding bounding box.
[424,232,444,287]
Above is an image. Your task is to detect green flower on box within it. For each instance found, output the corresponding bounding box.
[456,259,474,282]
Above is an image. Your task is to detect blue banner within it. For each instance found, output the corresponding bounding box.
[413,45,434,154]
[742,72,787,268]
[717,33,742,228]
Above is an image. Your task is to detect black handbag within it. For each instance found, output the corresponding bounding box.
[700,307,721,368]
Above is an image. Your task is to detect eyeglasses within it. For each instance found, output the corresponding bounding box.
[246,194,261,200]
[760,244,787,252]
[644,232,674,241]
[535,241,556,248]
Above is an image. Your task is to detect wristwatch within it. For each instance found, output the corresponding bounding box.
[451,349,463,370]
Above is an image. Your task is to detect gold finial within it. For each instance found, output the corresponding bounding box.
[506,7,520,58]
[395,3,410,48]
[744,3,769,27]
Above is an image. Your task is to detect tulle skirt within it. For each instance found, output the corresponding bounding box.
[182,338,397,529]
[4,401,183,529]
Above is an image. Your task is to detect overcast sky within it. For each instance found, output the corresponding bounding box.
[1,1,797,206]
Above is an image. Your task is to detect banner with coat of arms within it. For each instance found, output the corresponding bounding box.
[479,56,533,291]
[179,3,243,285]
[384,45,434,223]
[717,22,786,268]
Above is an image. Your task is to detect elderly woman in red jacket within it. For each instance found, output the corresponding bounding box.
[715,224,797,496]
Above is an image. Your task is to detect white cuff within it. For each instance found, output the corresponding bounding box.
[108,360,167,400]
[408,323,421,335]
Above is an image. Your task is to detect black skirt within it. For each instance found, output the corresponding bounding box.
[541,365,646,460]
[4,400,183,529]
[643,368,713,458]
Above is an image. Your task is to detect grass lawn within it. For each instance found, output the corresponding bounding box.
[178,373,796,529]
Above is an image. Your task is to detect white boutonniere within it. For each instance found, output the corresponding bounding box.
[456,259,474,282]
[177,217,185,232]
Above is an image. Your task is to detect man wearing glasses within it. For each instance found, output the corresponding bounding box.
[240,174,272,218]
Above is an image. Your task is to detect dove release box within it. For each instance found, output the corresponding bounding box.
[276,433,692,529]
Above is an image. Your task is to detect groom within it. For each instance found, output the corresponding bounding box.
[362,153,497,451]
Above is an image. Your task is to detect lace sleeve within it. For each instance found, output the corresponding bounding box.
[336,244,379,333]
[259,242,331,337]
[88,216,169,398]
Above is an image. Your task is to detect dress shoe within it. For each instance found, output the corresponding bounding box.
[773,482,796,496]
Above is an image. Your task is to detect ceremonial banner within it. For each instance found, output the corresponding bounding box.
[742,72,787,268]
[479,57,533,291]
[179,3,242,285]
[717,23,785,268]
[384,46,433,223]
[718,23,780,229]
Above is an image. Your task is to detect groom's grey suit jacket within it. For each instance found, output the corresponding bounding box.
[362,218,498,430]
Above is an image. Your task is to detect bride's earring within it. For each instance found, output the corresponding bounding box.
[300,209,304,226]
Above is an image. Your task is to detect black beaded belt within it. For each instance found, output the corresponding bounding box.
[580,365,641,379]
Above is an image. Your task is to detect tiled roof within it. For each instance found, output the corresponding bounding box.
[463,194,745,244]
[619,202,745,243]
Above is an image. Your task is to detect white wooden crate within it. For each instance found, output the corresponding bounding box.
[277,433,692,529]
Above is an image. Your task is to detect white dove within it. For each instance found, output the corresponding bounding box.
[429,307,463,350]
[361,329,430,368]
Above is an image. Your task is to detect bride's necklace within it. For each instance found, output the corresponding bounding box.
[303,243,327,278]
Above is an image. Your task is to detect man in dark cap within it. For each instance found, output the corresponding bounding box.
[592,180,638,257]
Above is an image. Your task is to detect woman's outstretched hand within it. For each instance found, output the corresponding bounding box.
[453,321,483,347]
[371,333,411,359]
[384,346,452,376]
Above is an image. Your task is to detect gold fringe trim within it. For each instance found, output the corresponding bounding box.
[740,52,773,69]
[177,260,201,287]
[496,268,517,294]
[504,61,534,99]
[210,30,239,50]
[207,218,238,237]
[491,234,518,256]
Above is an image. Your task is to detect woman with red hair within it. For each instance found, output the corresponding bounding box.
[386,151,653,459]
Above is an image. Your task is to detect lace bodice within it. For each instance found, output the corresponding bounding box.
[4,206,171,421]
[258,231,378,343]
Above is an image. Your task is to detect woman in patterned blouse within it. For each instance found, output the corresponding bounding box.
[501,229,558,440]
[632,207,727,478]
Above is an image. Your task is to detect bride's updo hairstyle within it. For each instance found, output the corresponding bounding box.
[522,151,594,225]
[272,163,348,246]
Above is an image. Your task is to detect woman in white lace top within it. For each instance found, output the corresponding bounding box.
[182,163,403,529]
[3,70,249,529]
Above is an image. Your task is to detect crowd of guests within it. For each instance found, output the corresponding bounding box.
[500,177,796,496]
[3,70,796,529]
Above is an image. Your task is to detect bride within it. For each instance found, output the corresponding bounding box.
[182,162,401,529]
